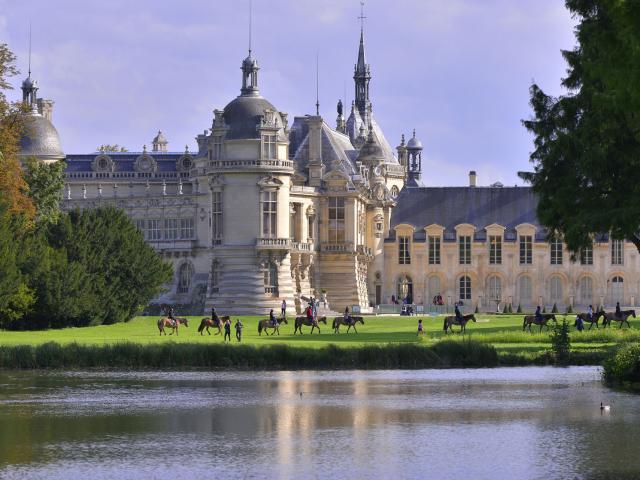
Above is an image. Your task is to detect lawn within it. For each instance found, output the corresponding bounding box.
[1,314,638,357]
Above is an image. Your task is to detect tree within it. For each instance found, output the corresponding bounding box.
[0,44,34,222]
[23,157,65,227]
[46,207,173,325]
[97,144,128,152]
[523,0,640,253]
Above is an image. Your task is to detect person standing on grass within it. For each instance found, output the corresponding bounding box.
[224,318,231,342]
[616,301,622,318]
[417,319,424,336]
[235,319,243,342]
[281,299,286,319]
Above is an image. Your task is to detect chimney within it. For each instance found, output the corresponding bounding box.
[469,170,477,187]
[37,98,54,122]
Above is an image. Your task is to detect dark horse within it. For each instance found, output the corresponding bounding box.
[443,314,476,334]
[522,314,556,333]
[332,316,364,333]
[293,316,327,335]
[258,317,288,336]
[197,315,230,335]
[157,317,189,336]
[575,311,604,330]
[602,310,636,329]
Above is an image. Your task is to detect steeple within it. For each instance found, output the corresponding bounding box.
[354,1,371,115]
[240,0,259,96]
[21,26,39,114]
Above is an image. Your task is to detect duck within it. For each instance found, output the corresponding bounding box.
[600,402,610,412]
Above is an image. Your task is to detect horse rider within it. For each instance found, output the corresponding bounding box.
[344,306,352,323]
[616,302,622,318]
[587,304,593,321]
[167,305,176,327]
[306,304,314,324]
[454,303,463,322]
[211,306,219,324]
[269,309,277,327]
[535,305,543,323]
[281,299,287,319]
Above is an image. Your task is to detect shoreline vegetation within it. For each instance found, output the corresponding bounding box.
[0,315,634,373]
[0,340,609,370]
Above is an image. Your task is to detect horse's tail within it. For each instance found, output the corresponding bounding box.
[258,321,263,334]
[443,317,447,331]
[198,320,205,333]
[523,317,527,331]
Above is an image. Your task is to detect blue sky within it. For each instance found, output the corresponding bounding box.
[1,0,576,186]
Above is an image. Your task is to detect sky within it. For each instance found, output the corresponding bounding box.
[1,0,577,186]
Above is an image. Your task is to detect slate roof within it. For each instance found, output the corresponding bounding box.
[391,186,542,237]
[65,152,184,173]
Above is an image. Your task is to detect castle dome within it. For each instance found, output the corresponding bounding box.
[222,95,285,140]
[19,114,65,162]
[406,130,423,150]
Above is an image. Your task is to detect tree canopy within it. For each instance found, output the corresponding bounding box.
[523,0,640,253]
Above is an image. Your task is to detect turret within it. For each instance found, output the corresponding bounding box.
[406,129,424,187]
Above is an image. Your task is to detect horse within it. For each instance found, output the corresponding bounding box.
[257,317,288,336]
[602,310,636,329]
[443,314,476,334]
[293,316,327,335]
[157,317,189,336]
[332,316,364,333]
[522,314,556,333]
[575,311,604,330]
[197,315,230,335]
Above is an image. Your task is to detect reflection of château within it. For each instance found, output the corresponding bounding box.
[19,21,638,315]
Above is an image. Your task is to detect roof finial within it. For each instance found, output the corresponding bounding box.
[412,128,416,138]
[358,1,366,33]
[315,52,320,116]
[248,0,253,56]
[28,22,32,78]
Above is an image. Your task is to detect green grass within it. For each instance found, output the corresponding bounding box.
[1,314,637,368]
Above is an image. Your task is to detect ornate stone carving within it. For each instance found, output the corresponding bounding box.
[134,153,157,173]
[92,154,114,173]
[257,175,283,189]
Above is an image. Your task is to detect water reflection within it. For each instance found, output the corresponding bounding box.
[0,367,638,479]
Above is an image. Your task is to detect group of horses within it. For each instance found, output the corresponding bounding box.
[156,308,637,337]
[156,314,365,336]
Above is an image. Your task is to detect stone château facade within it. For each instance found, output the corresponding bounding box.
[18,23,639,315]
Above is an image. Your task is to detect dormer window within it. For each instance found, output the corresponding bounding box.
[262,134,276,159]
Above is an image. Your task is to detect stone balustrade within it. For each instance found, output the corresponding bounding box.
[208,159,294,171]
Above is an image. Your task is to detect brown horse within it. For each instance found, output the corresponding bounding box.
[575,311,604,330]
[293,316,327,335]
[258,317,288,336]
[602,310,636,329]
[443,314,476,334]
[522,314,556,333]
[157,317,189,336]
[197,315,230,335]
[332,316,364,333]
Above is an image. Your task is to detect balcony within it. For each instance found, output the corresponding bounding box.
[320,242,354,253]
[208,158,294,172]
[256,237,291,250]
[291,242,314,253]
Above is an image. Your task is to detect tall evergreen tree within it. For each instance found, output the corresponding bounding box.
[523,0,640,253]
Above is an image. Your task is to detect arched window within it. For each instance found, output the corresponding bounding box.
[488,275,501,301]
[178,263,194,294]
[611,276,624,304]
[458,276,471,301]
[263,262,279,296]
[579,277,593,305]
[428,276,442,302]
[550,276,563,304]
[519,276,532,303]
[397,275,413,303]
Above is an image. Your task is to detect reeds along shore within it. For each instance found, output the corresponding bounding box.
[0,340,610,370]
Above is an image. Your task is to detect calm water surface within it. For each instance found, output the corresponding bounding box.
[0,367,638,479]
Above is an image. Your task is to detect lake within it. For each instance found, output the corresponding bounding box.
[0,367,638,479]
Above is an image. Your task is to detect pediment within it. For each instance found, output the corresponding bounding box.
[257,175,284,188]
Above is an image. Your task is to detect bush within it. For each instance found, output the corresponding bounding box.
[507,303,513,314]
[603,343,640,388]
[551,303,558,313]
[516,304,522,313]
[567,304,573,314]
[474,305,479,314]
[550,319,571,365]
[542,305,547,313]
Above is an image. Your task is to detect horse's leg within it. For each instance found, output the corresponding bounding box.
[353,324,358,334]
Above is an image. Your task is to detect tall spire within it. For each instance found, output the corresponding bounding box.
[353,1,371,115]
[240,0,259,96]
[22,24,38,113]
[315,52,320,116]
